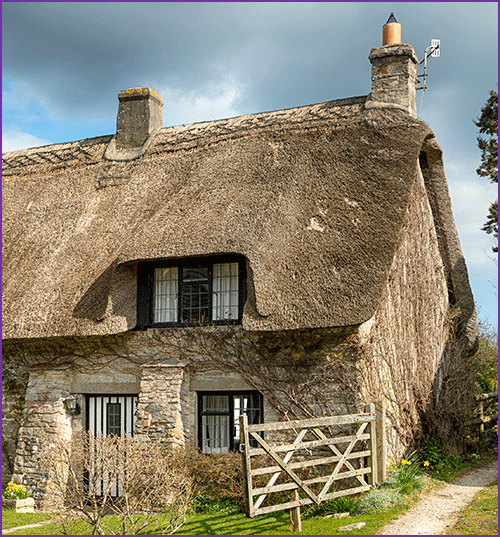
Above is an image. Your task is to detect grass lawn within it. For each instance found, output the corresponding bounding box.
[1,511,55,530]
[0,491,423,535]
[176,494,423,535]
[448,480,498,535]
[1,505,415,535]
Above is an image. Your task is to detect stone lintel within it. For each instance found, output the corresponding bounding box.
[189,377,255,391]
[70,381,140,394]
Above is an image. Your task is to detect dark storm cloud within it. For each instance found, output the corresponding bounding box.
[2,2,376,120]
[2,2,240,117]
[2,2,497,128]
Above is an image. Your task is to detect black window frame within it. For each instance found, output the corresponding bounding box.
[137,255,247,329]
[106,402,122,436]
[197,391,263,453]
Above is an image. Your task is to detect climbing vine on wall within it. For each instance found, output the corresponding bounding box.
[2,366,29,477]
[2,367,27,426]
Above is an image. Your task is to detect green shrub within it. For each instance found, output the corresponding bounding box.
[354,489,403,514]
[472,320,498,393]
[382,452,424,495]
[188,494,240,515]
[304,494,360,518]
[420,438,462,472]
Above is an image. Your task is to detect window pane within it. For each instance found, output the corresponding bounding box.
[233,395,261,448]
[154,267,178,323]
[181,265,209,322]
[201,415,230,454]
[212,262,239,320]
[107,403,121,436]
[202,395,229,412]
[201,395,230,454]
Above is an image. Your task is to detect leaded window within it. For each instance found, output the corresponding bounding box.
[137,256,246,328]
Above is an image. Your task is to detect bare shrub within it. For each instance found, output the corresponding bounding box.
[39,432,193,535]
[472,318,498,393]
[185,447,294,512]
[419,310,478,455]
[185,448,245,510]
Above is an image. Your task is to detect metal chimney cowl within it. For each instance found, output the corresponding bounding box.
[382,12,401,46]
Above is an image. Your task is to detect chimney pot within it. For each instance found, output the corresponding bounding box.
[383,13,401,46]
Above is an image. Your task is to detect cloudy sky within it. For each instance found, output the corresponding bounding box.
[2,2,498,326]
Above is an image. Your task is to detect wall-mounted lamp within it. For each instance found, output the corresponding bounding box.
[64,395,81,415]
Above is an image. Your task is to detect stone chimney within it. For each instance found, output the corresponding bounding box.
[105,87,163,161]
[365,14,418,116]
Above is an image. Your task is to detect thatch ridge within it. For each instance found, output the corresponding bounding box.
[2,96,368,175]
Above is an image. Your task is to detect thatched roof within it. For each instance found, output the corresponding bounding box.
[2,95,476,347]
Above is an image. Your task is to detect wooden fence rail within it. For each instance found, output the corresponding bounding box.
[239,401,386,531]
[468,391,498,432]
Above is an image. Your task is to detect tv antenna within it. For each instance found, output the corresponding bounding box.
[417,39,440,115]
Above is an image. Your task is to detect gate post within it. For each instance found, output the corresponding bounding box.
[365,403,378,487]
[375,399,387,483]
[291,488,302,532]
[239,414,254,517]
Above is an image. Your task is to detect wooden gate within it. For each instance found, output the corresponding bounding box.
[239,402,385,522]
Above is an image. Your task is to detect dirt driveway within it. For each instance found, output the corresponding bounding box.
[377,459,498,535]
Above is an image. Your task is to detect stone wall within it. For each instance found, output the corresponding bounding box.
[135,363,189,444]
[2,365,30,489]
[357,158,450,457]
[3,329,358,504]
[12,367,73,509]
[2,392,22,489]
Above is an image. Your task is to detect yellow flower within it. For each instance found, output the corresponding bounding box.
[424,461,430,467]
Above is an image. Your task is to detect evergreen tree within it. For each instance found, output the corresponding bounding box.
[474,89,498,253]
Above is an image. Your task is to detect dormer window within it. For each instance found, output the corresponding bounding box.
[137,255,246,328]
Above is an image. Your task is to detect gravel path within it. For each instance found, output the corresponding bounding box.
[378,459,498,535]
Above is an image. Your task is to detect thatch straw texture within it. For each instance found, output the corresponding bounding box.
[1,96,475,344]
